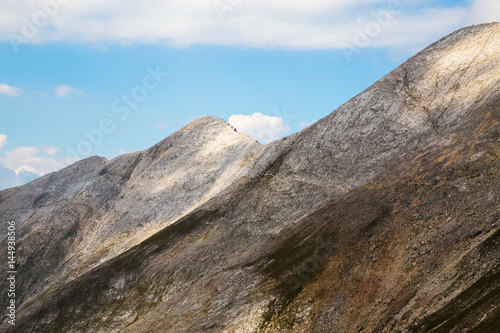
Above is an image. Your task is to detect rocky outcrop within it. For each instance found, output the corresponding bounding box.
[1,23,499,332]
[0,116,261,310]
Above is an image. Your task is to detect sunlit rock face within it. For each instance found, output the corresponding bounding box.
[0,115,262,309]
[1,23,499,332]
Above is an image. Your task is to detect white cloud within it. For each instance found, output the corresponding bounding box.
[229,112,290,144]
[0,146,72,177]
[0,137,54,190]
[0,134,7,151]
[0,0,496,50]
[469,0,500,23]
[42,145,59,156]
[53,85,83,98]
[0,83,23,96]
[0,164,39,190]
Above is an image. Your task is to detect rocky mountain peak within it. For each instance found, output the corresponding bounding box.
[151,115,252,150]
[0,114,263,309]
[267,23,500,194]
[175,115,238,140]
[1,24,499,332]
[187,114,234,129]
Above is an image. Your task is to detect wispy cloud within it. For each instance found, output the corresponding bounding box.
[0,134,7,151]
[229,113,290,144]
[0,142,74,189]
[0,145,72,177]
[42,145,60,156]
[471,0,500,23]
[53,85,83,98]
[0,0,496,50]
[0,83,23,96]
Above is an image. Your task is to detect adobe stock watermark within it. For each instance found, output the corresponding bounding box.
[213,0,243,21]
[340,0,402,63]
[279,234,336,293]
[64,65,169,163]
[9,0,72,53]
[5,221,17,326]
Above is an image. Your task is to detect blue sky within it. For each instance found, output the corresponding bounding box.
[0,0,498,190]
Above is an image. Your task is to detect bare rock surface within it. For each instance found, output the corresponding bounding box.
[0,116,261,307]
[1,23,499,332]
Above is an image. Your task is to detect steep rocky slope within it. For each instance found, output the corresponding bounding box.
[0,116,261,308]
[1,23,499,332]
[252,98,500,332]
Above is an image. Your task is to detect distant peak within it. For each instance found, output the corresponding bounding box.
[145,115,257,158]
[182,115,240,135]
[190,115,229,126]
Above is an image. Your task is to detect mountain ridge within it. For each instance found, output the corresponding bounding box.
[0,113,262,311]
[1,23,499,332]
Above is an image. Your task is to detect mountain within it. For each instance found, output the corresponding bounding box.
[1,23,499,332]
[0,166,38,190]
[0,116,261,310]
